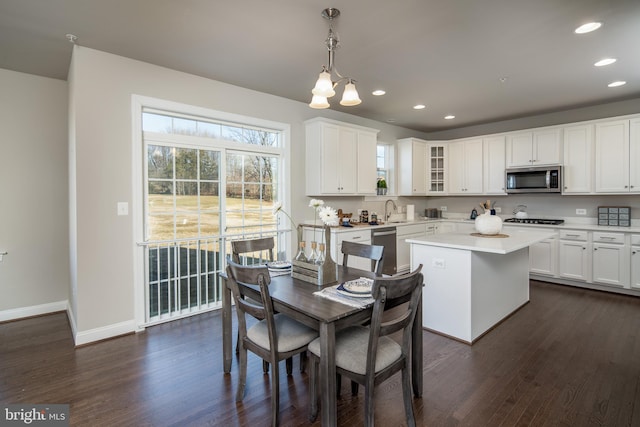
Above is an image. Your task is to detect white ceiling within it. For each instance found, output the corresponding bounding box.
[1,0,639,133]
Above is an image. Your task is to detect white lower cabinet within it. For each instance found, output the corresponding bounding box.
[396,224,427,274]
[529,236,558,276]
[592,232,629,288]
[331,229,372,271]
[632,234,640,290]
[558,230,590,281]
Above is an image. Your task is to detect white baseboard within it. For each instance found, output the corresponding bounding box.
[0,300,67,322]
[73,319,137,346]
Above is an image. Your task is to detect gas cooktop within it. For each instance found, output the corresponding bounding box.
[504,218,565,225]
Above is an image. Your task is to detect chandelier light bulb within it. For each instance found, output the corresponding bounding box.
[340,81,362,106]
[309,94,330,109]
[312,71,336,97]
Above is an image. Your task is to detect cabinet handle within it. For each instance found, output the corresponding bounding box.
[594,248,598,251]
[625,185,629,188]
[566,234,580,237]
[598,236,617,240]
[352,236,361,240]
[633,251,637,255]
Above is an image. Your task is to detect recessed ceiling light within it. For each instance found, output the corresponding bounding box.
[387,118,396,123]
[413,104,426,110]
[575,22,602,34]
[372,90,386,96]
[594,58,616,67]
[608,81,626,88]
[444,115,455,120]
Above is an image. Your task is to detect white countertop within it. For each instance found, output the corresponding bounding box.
[407,229,557,254]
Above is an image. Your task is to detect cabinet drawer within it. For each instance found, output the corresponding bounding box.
[397,224,425,237]
[559,230,588,241]
[592,232,625,244]
[632,235,640,246]
[337,229,371,244]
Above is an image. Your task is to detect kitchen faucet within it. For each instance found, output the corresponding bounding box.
[384,199,397,221]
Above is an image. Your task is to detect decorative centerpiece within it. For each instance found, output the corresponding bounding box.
[291,201,339,285]
[474,199,503,235]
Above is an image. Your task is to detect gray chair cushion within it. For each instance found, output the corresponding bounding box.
[247,313,318,352]
[308,326,402,375]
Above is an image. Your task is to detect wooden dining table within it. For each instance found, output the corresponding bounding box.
[222,265,423,427]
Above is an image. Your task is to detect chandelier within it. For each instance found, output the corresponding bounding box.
[309,8,362,109]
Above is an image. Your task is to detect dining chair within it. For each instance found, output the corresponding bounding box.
[231,236,275,265]
[340,240,385,276]
[307,264,424,427]
[226,258,319,427]
[231,236,301,374]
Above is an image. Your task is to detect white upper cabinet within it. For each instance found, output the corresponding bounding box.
[448,138,483,194]
[356,130,378,195]
[397,138,427,195]
[426,143,447,194]
[506,128,562,167]
[563,124,594,193]
[594,119,637,193]
[305,118,379,196]
[483,135,506,194]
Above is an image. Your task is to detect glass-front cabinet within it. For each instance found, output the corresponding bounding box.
[427,143,447,194]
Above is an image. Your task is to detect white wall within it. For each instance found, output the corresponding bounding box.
[0,69,69,319]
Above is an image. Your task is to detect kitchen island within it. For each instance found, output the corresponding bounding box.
[408,229,556,344]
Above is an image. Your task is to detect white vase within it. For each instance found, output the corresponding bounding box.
[474,211,503,235]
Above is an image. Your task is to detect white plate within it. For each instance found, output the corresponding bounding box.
[267,261,292,269]
[336,283,371,298]
[342,277,373,294]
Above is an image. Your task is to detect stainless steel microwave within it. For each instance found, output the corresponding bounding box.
[505,166,562,193]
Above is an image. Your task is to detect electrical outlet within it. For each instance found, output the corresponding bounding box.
[440,206,447,212]
[117,202,129,216]
[576,208,587,215]
[494,207,502,213]
[432,258,445,269]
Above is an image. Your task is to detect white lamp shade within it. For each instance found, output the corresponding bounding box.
[309,94,330,109]
[339,82,361,106]
[312,71,336,97]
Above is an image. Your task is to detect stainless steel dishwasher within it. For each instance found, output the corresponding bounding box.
[371,227,397,275]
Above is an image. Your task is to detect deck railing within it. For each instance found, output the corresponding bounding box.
[141,231,282,325]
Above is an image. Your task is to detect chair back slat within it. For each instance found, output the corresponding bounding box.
[231,237,275,265]
[341,240,385,275]
[366,265,423,372]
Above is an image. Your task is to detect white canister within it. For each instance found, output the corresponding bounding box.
[406,205,415,221]
[474,211,503,235]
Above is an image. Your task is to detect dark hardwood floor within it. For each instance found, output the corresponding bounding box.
[2,280,640,426]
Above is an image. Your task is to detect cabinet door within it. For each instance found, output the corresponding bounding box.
[630,118,640,192]
[464,139,484,193]
[533,128,562,165]
[447,141,465,194]
[529,238,557,276]
[595,120,630,192]
[592,243,628,288]
[483,136,506,194]
[356,130,377,195]
[397,139,427,195]
[632,247,640,290]
[338,127,358,193]
[506,133,533,167]
[318,124,342,194]
[563,124,593,193]
[559,240,589,281]
[426,144,446,193]
[412,141,427,194]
